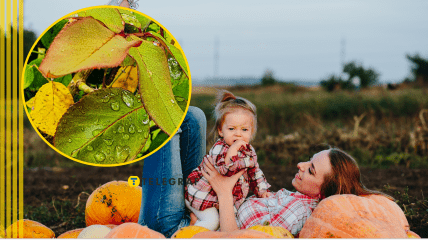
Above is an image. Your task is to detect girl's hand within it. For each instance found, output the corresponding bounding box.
[224,140,247,165]
[201,156,245,198]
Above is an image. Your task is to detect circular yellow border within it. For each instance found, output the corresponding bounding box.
[21,5,192,167]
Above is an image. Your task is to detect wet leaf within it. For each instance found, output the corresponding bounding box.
[54,88,150,165]
[128,36,184,136]
[110,66,138,92]
[26,97,35,113]
[39,17,142,78]
[150,31,189,76]
[78,8,124,34]
[25,58,48,91]
[120,55,136,67]
[30,82,74,136]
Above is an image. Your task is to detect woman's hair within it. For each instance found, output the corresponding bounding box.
[211,90,257,141]
[320,147,393,200]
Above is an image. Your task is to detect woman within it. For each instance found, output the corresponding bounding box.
[137,106,392,237]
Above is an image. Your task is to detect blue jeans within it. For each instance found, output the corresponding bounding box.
[138,106,207,237]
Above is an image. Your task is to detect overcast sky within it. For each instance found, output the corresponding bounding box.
[24,0,428,83]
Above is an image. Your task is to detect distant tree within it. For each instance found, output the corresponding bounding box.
[261,69,277,86]
[320,61,379,91]
[343,61,379,88]
[320,75,342,92]
[24,28,37,61]
[406,54,428,85]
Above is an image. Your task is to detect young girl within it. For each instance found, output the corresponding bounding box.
[184,90,272,230]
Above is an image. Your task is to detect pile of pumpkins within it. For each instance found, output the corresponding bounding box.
[3,180,421,238]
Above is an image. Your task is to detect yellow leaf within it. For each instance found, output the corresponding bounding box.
[26,97,35,111]
[31,82,74,136]
[111,66,138,93]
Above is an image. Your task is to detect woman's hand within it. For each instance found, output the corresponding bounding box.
[201,156,245,198]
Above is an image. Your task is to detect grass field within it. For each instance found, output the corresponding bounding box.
[22,83,428,237]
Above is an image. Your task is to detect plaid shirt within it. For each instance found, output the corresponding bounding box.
[236,189,319,237]
[185,139,271,211]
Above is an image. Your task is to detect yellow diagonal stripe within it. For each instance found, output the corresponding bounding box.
[0,0,5,234]
[19,0,24,237]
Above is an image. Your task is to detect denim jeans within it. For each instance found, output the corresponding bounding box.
[138,106,207,237]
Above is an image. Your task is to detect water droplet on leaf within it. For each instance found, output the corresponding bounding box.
[123,134,130,140]
[129,124,135,134]
[92,129,103,137]
[121,91,134,108]
[111,101,120,111]
[142,119,149,125]
[94,152,106,163]
[87,145,93,151]
[104,139,114,146]
[68,138,72,143]
[118,125,125,133]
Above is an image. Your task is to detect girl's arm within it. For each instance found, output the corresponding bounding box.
[201,157,245,232]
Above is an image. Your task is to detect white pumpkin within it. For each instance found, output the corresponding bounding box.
[77,224,111,238]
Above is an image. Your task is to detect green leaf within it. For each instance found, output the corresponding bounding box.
[149,31,189,76]
[54,88,150,165]
[172,73,189,99]
[26,58,48,92]
[128,36,184,136]
[119,11,141,28]
[40,19,68,49]
[78,8,124,34]
[24,63,34,89]
[39,17,142,78]
[147,22,160,33]
[148,131,169,152]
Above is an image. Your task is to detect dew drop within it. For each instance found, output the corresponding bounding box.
[142,119,149,125]
[68,138,72,143]
[121,91,134,108]
[143,132,149,138]
[111,101,120,111]
[104,139,114,146]
[101,95,111,103]
[118,125,125,133]
[171,99,175,104]
[123,134,130,140]
[128,124,136,134]
[94,152,106,163]
[137,128,143,133]
[92,129,102,137]
[87,145,93,151]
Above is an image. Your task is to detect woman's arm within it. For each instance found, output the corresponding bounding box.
[201,157,245,232]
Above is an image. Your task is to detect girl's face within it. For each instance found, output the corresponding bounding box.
[218,108,254,146]
[292,150,332,198]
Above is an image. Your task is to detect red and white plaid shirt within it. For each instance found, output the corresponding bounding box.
[236,189,319,237]
[185,139,271,212]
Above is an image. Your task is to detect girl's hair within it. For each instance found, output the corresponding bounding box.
[320,147,393,200]
[211,90,257,141]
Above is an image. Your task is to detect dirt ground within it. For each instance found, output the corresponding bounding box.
[24,165,427,236]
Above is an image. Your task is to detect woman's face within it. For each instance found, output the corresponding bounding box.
[292,150,332,198]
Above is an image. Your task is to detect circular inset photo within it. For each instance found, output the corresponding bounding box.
[22,6,191,166]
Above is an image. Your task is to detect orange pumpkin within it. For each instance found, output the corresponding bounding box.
[104,222,166,238]
[171,226,211,238]
[57,228,84,238]
[299,194,408,238]
[5,219,55,238]
[248,225,293,238]
[222,229,275,238]
[407,230,421,238]
[85,181,142,226]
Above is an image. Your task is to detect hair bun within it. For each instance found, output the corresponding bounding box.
[219,90,236,103]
